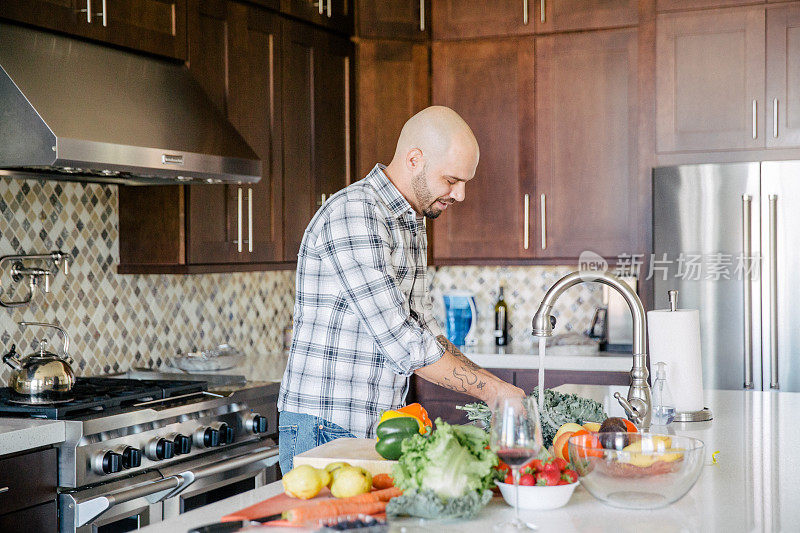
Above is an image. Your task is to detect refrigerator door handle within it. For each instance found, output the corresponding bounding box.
[769,194,779,390]
[742,194,754,389]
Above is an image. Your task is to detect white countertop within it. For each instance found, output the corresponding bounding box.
[0,417,65,457]
[464,345,632,372]
[140,385,800,532]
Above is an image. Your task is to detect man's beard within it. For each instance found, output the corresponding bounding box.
[412,165,448,219]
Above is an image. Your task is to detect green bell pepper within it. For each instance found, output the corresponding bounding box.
[375,416,421,460]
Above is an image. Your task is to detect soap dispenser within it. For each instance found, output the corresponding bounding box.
[652,361,676,425]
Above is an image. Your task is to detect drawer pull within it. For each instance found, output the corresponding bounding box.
[0,486,9,494]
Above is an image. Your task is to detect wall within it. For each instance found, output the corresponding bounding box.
[0,178,295,385]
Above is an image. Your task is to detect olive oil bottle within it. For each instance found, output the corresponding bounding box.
[494,285,509,346]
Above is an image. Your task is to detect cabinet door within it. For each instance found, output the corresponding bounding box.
[536,0,638,33]
[657,0,764,11]
[0,0,106,40]
[228,3,284,262]
[431,39,535,261]
[280,0,353,34]
[356,40,429,179]
[186,0,239,264]
[357,0,428,40]
[103,0,188,59]
[767,5,800,148]
[656,6,766,152]
[432,0,533,40]
[535,29,639,260]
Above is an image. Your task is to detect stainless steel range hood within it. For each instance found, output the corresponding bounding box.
[0,23,261,185]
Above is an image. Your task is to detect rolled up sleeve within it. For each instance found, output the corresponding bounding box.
[317,200,444,376]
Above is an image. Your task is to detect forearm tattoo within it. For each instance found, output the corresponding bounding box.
[434,336,487,393]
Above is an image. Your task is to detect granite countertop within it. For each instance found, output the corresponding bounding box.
[139,385,800,532]
[0,418,66,457]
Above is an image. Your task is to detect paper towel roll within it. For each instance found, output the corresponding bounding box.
[647,308,705,412]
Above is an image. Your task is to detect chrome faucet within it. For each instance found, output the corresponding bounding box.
[532,270,652,430]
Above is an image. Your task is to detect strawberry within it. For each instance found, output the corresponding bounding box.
[562,469,578,484]
[552,457,568,471]
[504,471,514,484]
[535,470,561,486]
[496,459,510,472]
[525,459,544,473]
[557,479,570,485]
[541,460,560,475]
[519,473,536,486]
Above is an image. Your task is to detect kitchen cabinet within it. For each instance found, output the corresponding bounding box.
[656,6,766,152]
[356,40,429,178]
[0,448,57,529]
[535,29,640,259]
[657,0,764,11]
[282,18,354,260]
[119,0,283,271]
[356,0,428,40]
[431,38,535,261]
[432,0,533,40]
[766,4,800,148]
[280,0,353,35]
[0,0,187,60]
[535,0,638,34]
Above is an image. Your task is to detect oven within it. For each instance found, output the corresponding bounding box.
[60,441,278,533]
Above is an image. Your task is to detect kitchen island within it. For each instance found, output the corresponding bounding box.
[140,385,800,532]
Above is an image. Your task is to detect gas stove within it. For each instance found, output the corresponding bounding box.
[0,375,280,532]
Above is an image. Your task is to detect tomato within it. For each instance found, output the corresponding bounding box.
[519,473,536,486]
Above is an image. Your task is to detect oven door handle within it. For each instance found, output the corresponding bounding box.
[164,444,280,499]
[74,475,183,527]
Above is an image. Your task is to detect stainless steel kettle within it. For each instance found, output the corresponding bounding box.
[2,322,76,396]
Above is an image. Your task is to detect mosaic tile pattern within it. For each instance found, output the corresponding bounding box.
[0,177,295,385]
[429,266,604,347]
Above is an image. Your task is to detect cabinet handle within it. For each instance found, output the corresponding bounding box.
[327,0,332,17]
[237,187,243,253]
[0,486,8,494]
[420,0,425,31]
[523,194,530,250]
[96,0,107,26]
[247,188,253,253]
[540,193,547,250]
[773,98,779,138]
[317,193,328,207]
[315,0,323,15]
[78,0,92,23]
[742,194,754,389]
[752,99,758,140]
[541,0,546,23]
[768,194,778,390]
[523,0,528,25]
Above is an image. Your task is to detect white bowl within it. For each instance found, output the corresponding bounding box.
[494,480,578,510]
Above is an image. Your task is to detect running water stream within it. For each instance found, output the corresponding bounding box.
[538,336,546,418]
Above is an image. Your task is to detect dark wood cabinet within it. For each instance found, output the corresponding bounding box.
[0,448,57,528]
[0,0,187,59]
[656,6,766,152]
[431,38,535,261]
[280,0,353,34]
[535,29,640,259]
[355,40,429,179]
[766,4,800,148]
[657,0,764,11]
[356,0,428,40]
[535,0,638,33]
[282,18,354,261]
[432,0,533,40]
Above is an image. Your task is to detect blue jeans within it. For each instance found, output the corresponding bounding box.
[278,411,356,475]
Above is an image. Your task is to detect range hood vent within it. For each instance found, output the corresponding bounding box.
[0,23,261,185]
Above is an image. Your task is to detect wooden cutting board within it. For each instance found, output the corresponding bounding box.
[293,438,396,476]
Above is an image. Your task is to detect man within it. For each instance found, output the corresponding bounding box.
[278,106,525,473]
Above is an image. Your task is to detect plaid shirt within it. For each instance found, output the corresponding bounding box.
[278,165,445,438]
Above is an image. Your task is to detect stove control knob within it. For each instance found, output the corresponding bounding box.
[218,423,235,445]
[92,450,122,475]
[172,434,192,455]
[195,426,220,448]
[121,446,142,469]
[146,438,175,461]
[244,413,268,434]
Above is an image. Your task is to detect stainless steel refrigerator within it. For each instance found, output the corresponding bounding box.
[653,162,800,392]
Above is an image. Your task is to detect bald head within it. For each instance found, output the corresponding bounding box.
[384,106,479,219]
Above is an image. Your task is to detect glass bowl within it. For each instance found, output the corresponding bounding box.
[568,432,705,509]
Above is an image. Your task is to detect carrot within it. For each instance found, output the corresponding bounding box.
[341,486,402,504]
[283,499,387,524]
[371,473,395,490]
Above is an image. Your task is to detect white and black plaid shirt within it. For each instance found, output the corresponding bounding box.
[278,165,445,438]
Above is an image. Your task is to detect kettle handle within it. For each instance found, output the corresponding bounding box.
[19,322,72,363]
[2,344,22,371]
[465,297,478,346]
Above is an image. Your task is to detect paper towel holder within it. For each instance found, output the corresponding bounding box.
[664,290,714,422]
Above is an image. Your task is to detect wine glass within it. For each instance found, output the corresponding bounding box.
[490,396,544,531]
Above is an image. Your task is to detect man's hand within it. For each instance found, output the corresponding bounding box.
[484,381,526,409]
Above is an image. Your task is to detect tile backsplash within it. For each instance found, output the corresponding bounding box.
[0,178,295,385]
[0,177,602,386]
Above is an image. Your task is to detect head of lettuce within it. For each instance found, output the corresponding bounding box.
[386,418,499,520]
